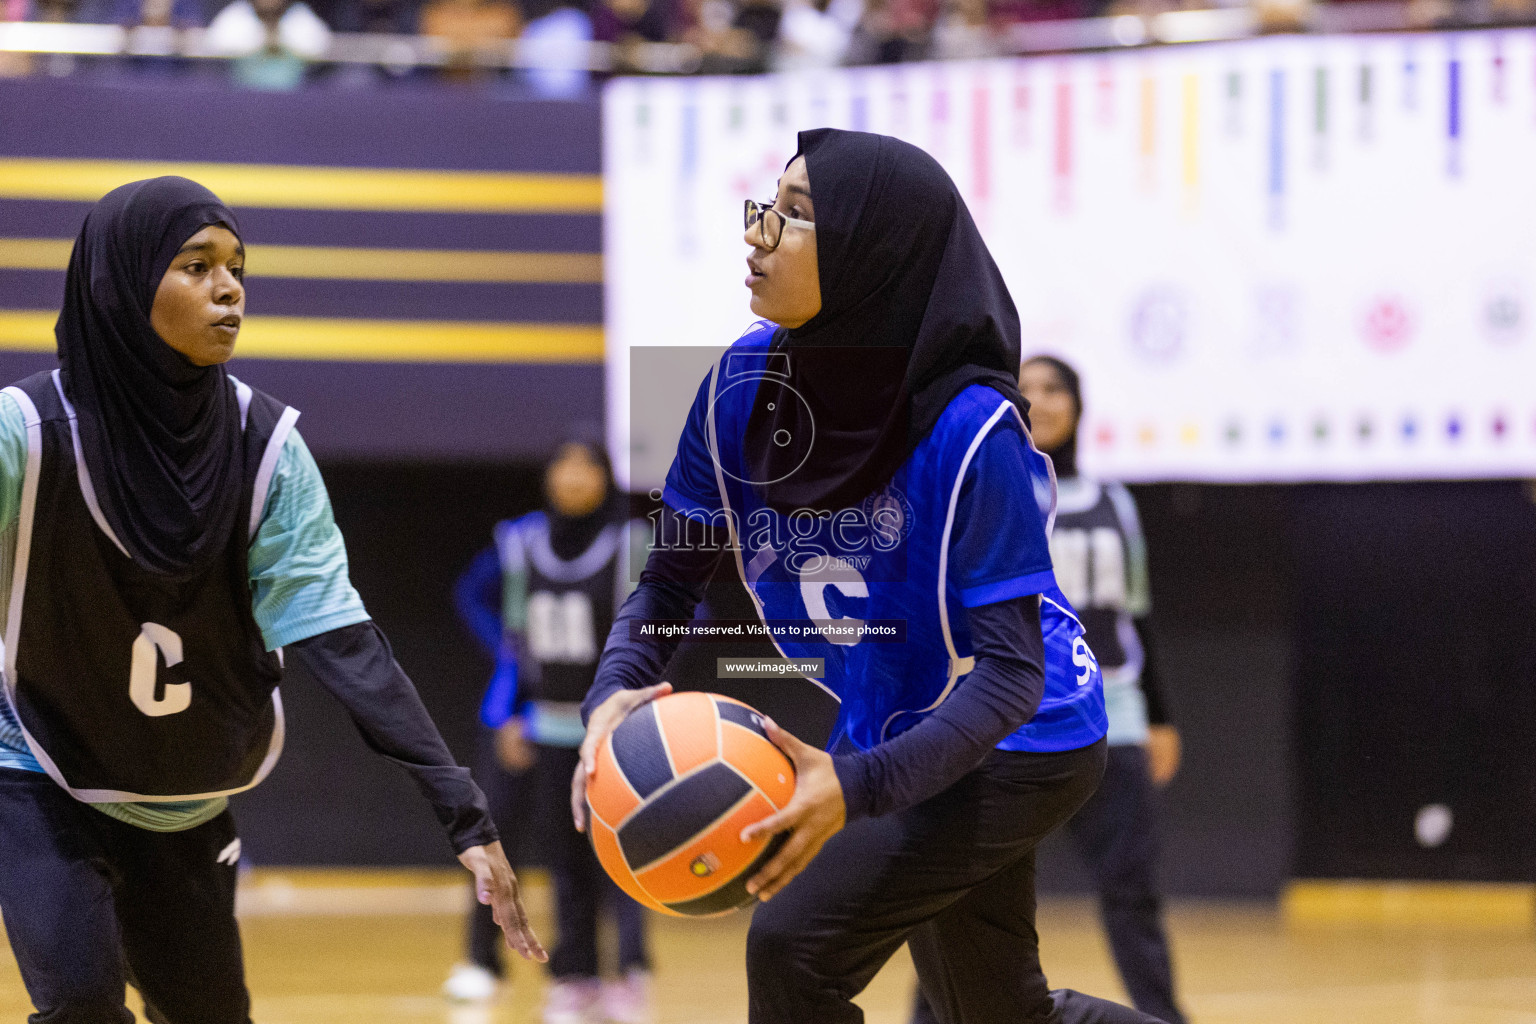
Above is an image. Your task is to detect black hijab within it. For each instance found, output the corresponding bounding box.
[544,436,619,561]
[57,176,246,580]
[1023,354,1082,478]
[743,129,1028,514]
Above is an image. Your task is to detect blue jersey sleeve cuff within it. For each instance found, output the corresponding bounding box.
[958,569,1058,608]
[662,483,723,523]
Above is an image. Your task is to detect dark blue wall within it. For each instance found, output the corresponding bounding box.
[0,77,604,461]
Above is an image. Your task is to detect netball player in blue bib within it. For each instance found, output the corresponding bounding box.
[0,177,544,1024]
[574,130,1165,1024]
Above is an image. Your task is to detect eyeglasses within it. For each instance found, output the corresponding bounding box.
[744,199,814,252]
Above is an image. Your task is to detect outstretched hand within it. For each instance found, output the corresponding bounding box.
[570,682,673,833]
[458,841,547,963]
[739,717,845,902]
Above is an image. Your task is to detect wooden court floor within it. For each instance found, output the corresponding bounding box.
[1,870,1532,1023]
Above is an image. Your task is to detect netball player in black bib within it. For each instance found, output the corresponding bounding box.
[0,177,545,1024]
[575,131,1166,1024]
[446,437,652,1023]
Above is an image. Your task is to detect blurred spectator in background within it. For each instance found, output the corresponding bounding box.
[206,0,331,87]
[927,0,989,58]
[517,4,592,98]
[680,0,777,73]
[986,0,1095,28]
[106,0,207,77]
[332,0,418,32]
[0,0,32,76]
[848,0,936,63]
[31,0,81,19]
[107,0,204,26]
[590,0,672,45]
[328,0,420,86]
[419,0,520,82]
[774,0,860,70]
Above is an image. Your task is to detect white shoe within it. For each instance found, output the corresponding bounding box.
[442,963,500,1004]
[601,970,653,1024]
[543,976,602,1024]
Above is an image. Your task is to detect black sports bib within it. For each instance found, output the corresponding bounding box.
[1,369,297,802]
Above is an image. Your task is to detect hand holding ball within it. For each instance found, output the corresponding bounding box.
[584,691,796,917]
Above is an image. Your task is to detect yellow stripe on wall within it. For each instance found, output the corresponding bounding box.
[0,311,603,364]
[1283,880,1536,929]
[0,158,602,214]
[0,239,602,285]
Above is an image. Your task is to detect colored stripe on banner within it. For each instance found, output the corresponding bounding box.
[0,310,604,364]
[1448,55,1462,176]
[0,239,603,284]
[1315,67,1328,136]
[1268,68,1285,226]
[1097,59,1115,125]
[932,76,950,155]
[1492,35,1506,104]
[1055,73,1073,209]
[1448,57,1462,138]
[0,159,601,213]
[1182,74,1199,194]
[678,87,700,256]
[1314,65,1329,170]
[1139,73,1156,188]
[1013,64,1032,147]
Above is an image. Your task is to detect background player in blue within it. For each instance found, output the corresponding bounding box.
[572,130,1167,1024]
[444,436,654,1023]
[0,177,545,1024]
[1020,355,1188,1024]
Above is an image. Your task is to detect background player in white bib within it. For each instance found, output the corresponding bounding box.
[574,131,1167,1024]
[445,437,654,1022]
[0,177,545,1024]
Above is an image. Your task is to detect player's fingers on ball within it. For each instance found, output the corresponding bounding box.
[740,806,793,843]
[570,763,589,830]
[761,716,801,756]
[748,829,808,896]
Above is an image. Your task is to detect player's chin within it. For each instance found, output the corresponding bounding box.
[747,288,779,322]
[197,331,239,365]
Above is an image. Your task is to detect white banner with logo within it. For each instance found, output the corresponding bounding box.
[605,30,1536,486]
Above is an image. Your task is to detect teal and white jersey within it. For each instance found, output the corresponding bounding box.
[1049,477,1151,746]
[0,385,369,829]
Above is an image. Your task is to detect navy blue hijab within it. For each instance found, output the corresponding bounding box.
[743,129,1027,514]
[56,176,246,579]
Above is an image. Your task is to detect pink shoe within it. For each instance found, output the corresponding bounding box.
[543,977,602,1024]
[601,970,653,1024]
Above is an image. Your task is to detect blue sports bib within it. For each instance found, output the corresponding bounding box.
[664,324,1106,754]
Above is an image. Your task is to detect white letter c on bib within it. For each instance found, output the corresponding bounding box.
[800,559,870,647]
[130,622,192,717]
